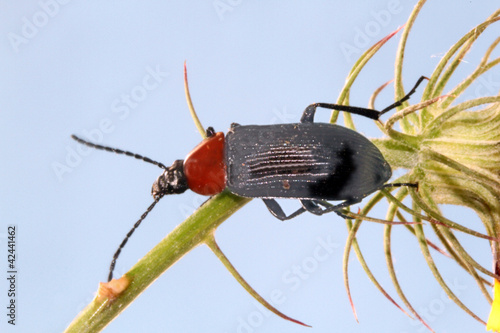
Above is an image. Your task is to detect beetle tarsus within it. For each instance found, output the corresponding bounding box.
[378,76,429,117]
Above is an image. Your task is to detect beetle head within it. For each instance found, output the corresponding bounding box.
[152,159,189,199]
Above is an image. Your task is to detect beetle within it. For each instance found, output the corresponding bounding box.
[72,76,426,280]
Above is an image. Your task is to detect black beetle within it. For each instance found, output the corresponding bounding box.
[72,75,426,280]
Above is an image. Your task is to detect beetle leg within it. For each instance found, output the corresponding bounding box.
[300,200,324,215]
[312,199,362,219]
[300,76,428,123]
[378,76,429,117]
[262,199,306,221]
[205,126,216,137]
[383,182,418,190]
[301,103,381,123]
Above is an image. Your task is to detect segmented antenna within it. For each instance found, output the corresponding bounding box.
[71,134,167,281]
[108,197,162,281]
[71,135,168,170]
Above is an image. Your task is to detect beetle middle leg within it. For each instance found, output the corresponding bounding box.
[300,76,428,123]
[263,198,363,221]
[300,200,325,215]
[262,199,307,221]
[307,198,362,219]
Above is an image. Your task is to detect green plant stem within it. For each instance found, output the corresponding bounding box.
[64,191,250,333]
[205,236,310,327]
[394,0,426,132]
[184,61,206,138]
[383,193,434,332]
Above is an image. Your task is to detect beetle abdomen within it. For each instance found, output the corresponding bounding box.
[225,123,391,200]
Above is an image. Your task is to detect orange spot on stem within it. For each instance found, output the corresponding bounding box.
[97,276,130,301]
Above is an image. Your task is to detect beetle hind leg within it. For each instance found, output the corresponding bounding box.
[378,76,429,117]
[262,199,306,221]
[383,182,418,190]
[300,103,380,123]
[300,76,428,123]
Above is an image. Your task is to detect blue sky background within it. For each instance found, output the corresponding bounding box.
[1,1,499,332]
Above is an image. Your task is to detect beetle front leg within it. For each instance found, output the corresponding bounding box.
[262,199,306,221]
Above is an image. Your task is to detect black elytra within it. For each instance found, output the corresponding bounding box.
[225,76,427,220]
[72,76,426,281]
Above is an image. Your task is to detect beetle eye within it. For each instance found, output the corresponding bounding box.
[151,180,160,199]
